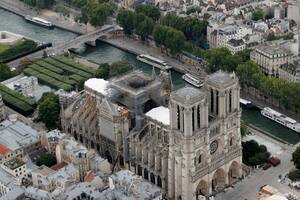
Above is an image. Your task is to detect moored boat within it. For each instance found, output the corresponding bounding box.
[24,15,53,28]
[261,107,300,133]
[239,98,253,108]
[137,54,172,70]
[182,73,203,88]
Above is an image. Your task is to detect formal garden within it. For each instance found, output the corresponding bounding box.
[24,56,96,91]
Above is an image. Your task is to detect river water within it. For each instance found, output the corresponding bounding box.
[1,8,300,144]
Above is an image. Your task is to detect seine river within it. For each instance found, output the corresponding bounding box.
[1,8,300,144]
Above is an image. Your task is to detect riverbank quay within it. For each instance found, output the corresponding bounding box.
[241,91,300,122]
[0,0,94,34]
[100,37,207,78]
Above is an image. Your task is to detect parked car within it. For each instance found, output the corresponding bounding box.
[268,157,281,167]
[263,163,272,170]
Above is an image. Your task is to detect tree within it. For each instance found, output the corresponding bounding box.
[165,28,185,54]
[81,1,116,27]
[240,122,248,137]
[292,147,300,169]
[96,63,110,79]
[38,93,60,129]
[117,10,135,35]
[252,9,264,21]
[236,61,261,88]
[204,48,242,72]
[36,153,57,167]
[152,25,168,46]
[135,4,160,21]
[109,61,133,77]
[242,140,270,166]
[0,64,14,82]
[135,16,154,40]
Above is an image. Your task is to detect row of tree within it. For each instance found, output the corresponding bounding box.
[77,1,116,27]
[22,0,54,9]
[236,61,300,112]
[161,14,208,43]
[117,5,207,55]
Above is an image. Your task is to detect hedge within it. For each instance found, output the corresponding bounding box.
[1,93,34,115]
[0,40,38,63]
[35,61,64,74]
[28,64,77,86]
[24,68,73,91]
[0,84,35,115]
[0,84,35,106]
[69,74,86,83]
[44,58,91,79]
[53,56,96,75]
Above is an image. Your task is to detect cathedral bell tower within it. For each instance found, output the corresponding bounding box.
[168,86,208,200]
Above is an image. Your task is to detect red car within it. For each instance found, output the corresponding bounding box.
[263,163,272,170]
[268,157,281,167]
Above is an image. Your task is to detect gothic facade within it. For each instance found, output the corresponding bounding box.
[60,70,242,199]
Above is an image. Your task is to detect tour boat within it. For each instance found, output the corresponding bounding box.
[239,98,253,108]
[182,73,203,88]
[24,16,53,28]
[261,107,300,133]
[137,54,172,70]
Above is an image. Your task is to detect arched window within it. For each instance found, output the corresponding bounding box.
[230,137,233,146]
[198,154,202,164]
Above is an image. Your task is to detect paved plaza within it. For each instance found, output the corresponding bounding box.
[216,129,300,200]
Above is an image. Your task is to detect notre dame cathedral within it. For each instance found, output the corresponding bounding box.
[60,69,242,200]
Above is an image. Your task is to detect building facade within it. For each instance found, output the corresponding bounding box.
[250,44,293,77]
[61,70,243,199]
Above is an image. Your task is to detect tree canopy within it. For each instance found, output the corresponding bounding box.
[96,61,133,79]
[36,153,57,167]
[242,140,270,166]
[203,48,242,72]
[292,147,300,169]
[23,0,54,9]
[37,92,60,130]
[135,4,160,21]
[81,1,116,27]
[252,9,264,21]
[0,64,14,82]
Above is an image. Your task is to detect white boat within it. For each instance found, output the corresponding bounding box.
[137,54,172,70]
[261,107,300,133]
[182,73,203,88]
[239,98,252,108]
[25,16,53,28]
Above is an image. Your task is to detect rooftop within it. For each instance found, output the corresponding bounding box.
[171,86,206,104]
[33,166,55,176]
[0,144,11,157]
[4,157,25,170]
[206,70,237,88]
[84,78,109,96]
[145,106,170,125]
[0,120,39,151]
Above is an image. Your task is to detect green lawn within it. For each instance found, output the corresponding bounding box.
[0,44,10,53]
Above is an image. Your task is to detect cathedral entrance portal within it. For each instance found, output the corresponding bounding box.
[228,161,240,185]
[196,180,208,197]
[212,168,225,192]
